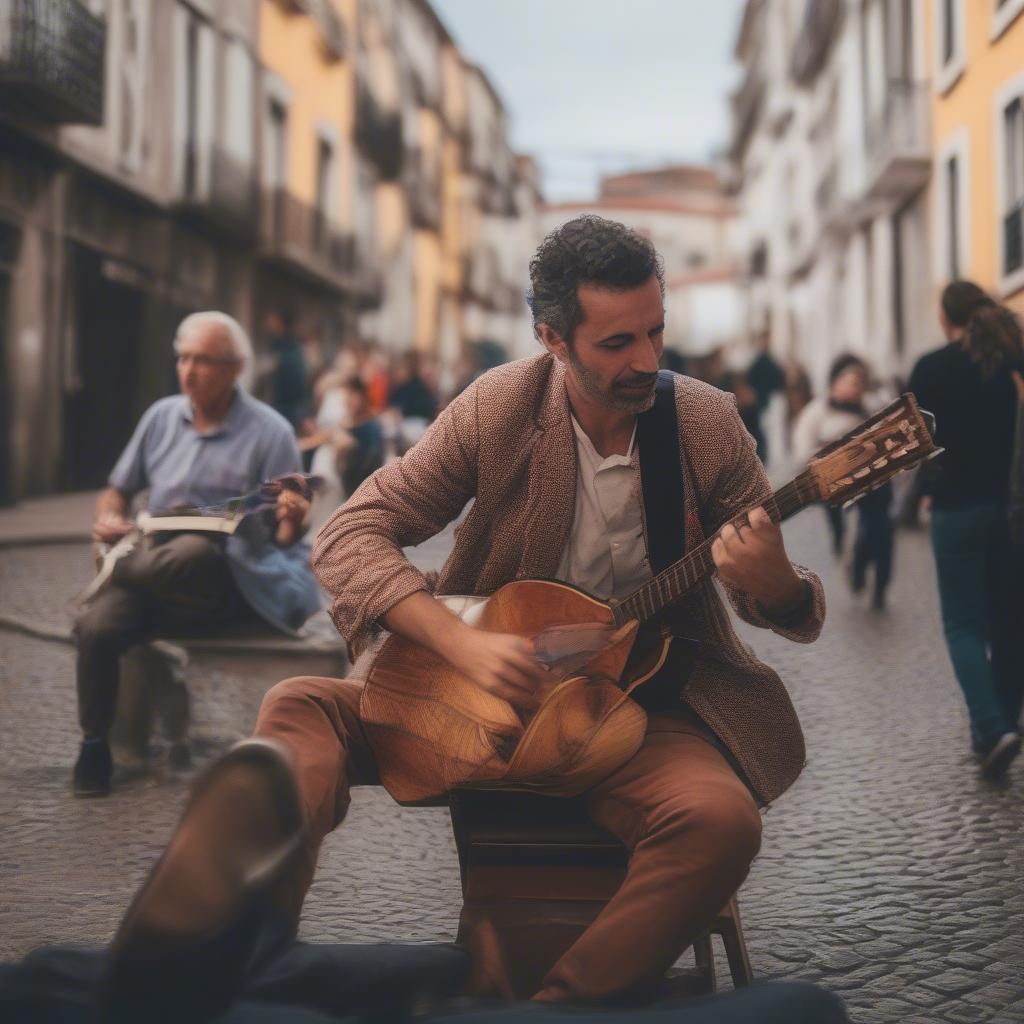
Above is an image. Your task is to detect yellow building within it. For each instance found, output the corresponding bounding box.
[926,0,1024,315]
[257,0,366,339]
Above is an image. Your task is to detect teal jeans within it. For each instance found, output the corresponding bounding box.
[930,502,1024,749]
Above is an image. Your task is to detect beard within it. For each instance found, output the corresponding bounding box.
[567,347,657,412]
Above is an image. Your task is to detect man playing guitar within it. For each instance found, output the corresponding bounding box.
[104,216,827,1016]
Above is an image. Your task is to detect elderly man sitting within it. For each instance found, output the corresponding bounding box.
[72,312,321,797]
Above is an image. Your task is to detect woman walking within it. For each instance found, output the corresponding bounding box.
[908,281,1024,780]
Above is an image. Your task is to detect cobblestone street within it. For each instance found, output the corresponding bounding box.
[1,507,1022,1022]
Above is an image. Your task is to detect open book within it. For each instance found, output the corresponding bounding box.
[136,473,323,537]
[76,473,322,606]
[136,510,242,535]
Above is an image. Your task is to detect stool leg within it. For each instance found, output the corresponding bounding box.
[719,900,753,987]
[692,932,716,994]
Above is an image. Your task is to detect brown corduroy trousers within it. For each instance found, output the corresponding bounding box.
[254,675,762,1003]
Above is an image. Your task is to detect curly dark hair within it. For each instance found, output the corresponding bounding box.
[964,304,1024,379]
[527,215,665,344]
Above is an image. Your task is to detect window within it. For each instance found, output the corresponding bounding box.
[946,156,960,279]
[223,37,254,165]
[934,129,969,284]
[265,99,287,190]
[315,136,335,219]
[262,91,288,244]
[941,0,955,62]
[184,16,198,195]
[178,9,214,198]
[996,75,1024,294]
[992,0,1024,41]
[933,0,965,95]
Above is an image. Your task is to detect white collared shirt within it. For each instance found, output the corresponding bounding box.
[555,415,652,601]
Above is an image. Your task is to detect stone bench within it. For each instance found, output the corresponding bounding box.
[110,617,347,767]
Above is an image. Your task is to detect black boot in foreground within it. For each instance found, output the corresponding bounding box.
[100,739,304,1022]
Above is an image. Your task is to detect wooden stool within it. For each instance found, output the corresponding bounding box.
[449,788,752,999]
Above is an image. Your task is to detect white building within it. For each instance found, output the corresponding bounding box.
[542,165,742,359]
[729,0,932,396]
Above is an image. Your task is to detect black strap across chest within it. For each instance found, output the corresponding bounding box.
[636,370,685,573]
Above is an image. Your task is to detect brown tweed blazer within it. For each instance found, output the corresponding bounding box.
[312,352,825,805]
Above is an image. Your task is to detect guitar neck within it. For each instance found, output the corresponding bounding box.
[612,470,817,627]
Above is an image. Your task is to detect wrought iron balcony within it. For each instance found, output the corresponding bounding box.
[0,0,105,124]
[261,187,361,293]
[1004,199,1024,277]
[864,80,931,201]
[403,146,441,229]
[179,146,260,239]
[354,82,403,180]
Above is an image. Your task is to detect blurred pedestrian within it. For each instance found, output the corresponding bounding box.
[784,359,813,432]
[793,354,893,608]
[266,307,309,431]
[389,350,438,451]
[746,331,786,466]
[703,348,764,462]
[362,344,392,416]
[334,376,385,497]
[908,280,1024,780]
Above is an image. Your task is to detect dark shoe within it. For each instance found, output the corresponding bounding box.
[101,739,304,1022]
[871,590,887,612]
[978,731,1021,781]
[73,739,112,797]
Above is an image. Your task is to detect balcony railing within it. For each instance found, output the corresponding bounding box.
[179,146,260,238]
[0,0,105,124]
[354,82,403,180]
[864,80,931,201]
[403,146,441,230]
[790,0,842,84]
[1004,199,1024,277]
[261,187,362,292]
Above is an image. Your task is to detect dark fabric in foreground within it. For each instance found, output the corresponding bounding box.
[429,982,848,1023]
[0,941,468,1023]
[0,943,847,1023]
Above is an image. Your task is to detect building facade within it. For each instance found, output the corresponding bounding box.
[925,0,1024,315]
[0,0,540,502]
[730,0,934,397]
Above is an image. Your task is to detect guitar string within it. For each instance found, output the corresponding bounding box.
[613,472,815,626]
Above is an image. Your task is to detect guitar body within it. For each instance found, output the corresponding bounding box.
[360,579,671,802]
[357,393,938,802]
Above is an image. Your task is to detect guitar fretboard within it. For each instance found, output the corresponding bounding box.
[611,470,817,627]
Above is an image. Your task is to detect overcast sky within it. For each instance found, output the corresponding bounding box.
[431,0,747,202]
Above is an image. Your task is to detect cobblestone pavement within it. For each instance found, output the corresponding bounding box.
[1,512,1023,1022]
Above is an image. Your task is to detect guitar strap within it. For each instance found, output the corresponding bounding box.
[636,369,685,573]
[633,370,701,711]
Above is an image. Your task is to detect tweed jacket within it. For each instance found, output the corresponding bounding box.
[312,353,826,805]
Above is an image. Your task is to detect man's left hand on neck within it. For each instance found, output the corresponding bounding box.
[710,505,807,617]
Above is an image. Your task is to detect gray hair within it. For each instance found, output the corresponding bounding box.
[173,311,254,389]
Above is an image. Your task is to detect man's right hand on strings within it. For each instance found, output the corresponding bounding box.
[381,591,546,712]
[441,628,546,713]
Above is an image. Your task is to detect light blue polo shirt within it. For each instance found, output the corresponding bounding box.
[109,387,321,634]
